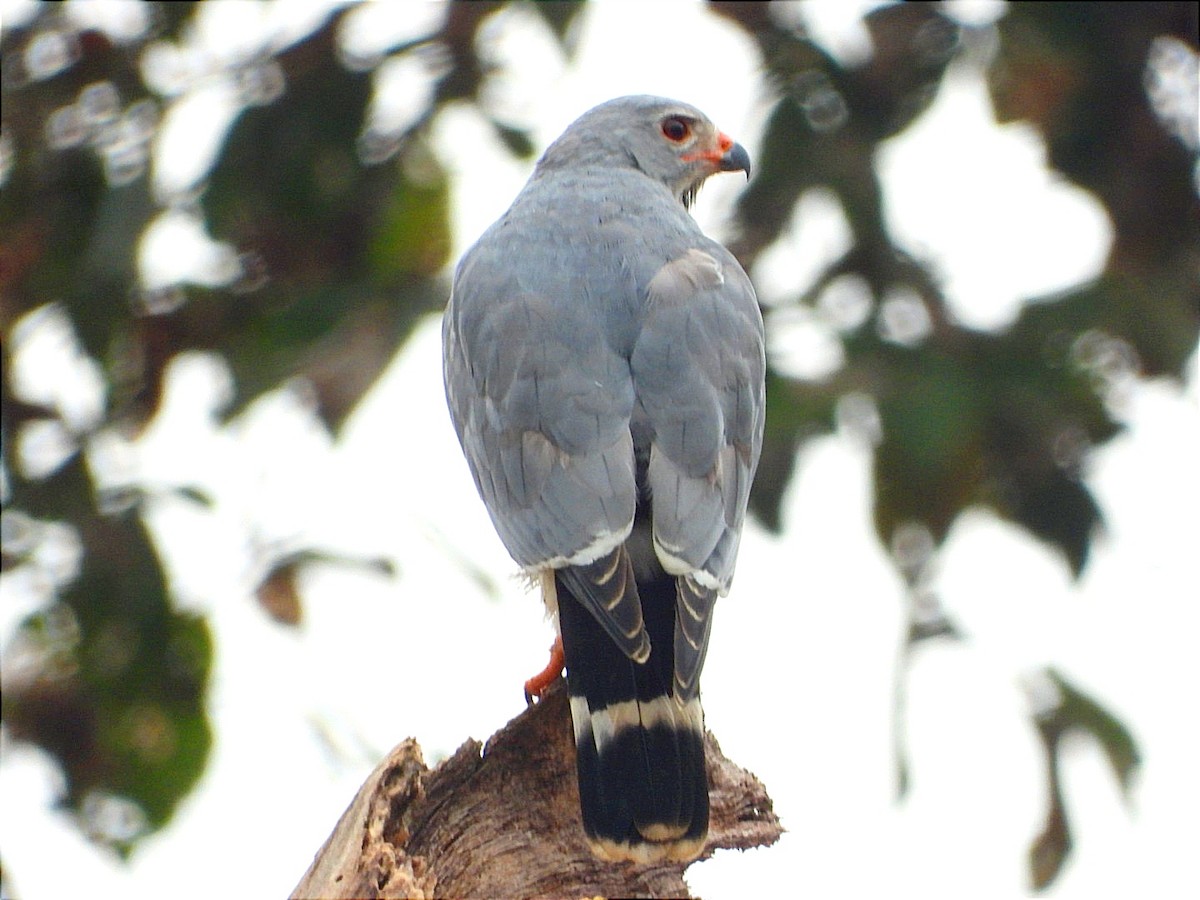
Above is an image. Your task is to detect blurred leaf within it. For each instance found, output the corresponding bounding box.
[1025,666,1141,888]
[872,348,985,543]
[490,120,537,158]
[182,17,449,431]
[1046,668,1141,799]
[726,5,980,542]
[973,331,1118,575]
[988,3,1200,362]
[430,1,504,105]
[712,8,1182,883]
[719,1,1198,579]
[172,485,214,507]
[1029,787,1071,891]
[989,3,1198,264]
[256,562,303,626]
[1028,674,1073,891]
[723,4,960,265]
[528,0,587,53]
[367,141,451,278]
[1007,469,1102,576]
[748,371,837,531]
[202,22,369,254]
[254,549,396,626]
[153,1,202,40]
[0,20,157,362]
[1,459,212,857]
[857,4,962,139]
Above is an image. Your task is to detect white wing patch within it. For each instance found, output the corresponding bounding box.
[525,521,634,571]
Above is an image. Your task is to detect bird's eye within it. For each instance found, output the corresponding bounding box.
[660,117,692,142]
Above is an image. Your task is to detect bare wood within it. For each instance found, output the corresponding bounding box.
[291,679,781,899]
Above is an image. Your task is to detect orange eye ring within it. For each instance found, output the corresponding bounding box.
[660,116,692,142]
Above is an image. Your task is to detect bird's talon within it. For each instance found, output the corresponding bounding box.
[523,636,564,704]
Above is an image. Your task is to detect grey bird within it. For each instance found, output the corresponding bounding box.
[442,95,765,863]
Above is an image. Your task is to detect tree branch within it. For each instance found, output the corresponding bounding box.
[291,679,782,899]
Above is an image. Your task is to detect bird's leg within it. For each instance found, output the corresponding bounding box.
[523,636,564,704]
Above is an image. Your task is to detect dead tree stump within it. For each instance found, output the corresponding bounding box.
[291,678,781,899]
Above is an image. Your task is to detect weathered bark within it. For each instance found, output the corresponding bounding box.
[291,678,781,899]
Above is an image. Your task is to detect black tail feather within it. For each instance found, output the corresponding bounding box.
[557,569,708,862]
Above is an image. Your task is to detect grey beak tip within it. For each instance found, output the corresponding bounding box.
[720,141,752,180]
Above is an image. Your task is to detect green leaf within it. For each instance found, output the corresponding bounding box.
[490,120,537,159]
[1,472,212,855]
[0,13,158,363]
[367,142,451,279]
[528,0,587,53]
[873,348,985,544]
[1025,666,1141,889]
[1046,668,1141,799]
[747,371,837,531]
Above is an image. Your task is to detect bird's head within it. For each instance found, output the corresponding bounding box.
[538,95,751,208]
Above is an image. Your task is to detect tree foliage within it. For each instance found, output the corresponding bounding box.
[1,0,1195,888]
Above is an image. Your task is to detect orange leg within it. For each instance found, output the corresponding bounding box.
[523,636,564,704]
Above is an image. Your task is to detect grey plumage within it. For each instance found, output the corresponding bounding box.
[443,95,764,862]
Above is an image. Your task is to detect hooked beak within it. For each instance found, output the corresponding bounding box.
[683,131,752,180]
[718,140,751,180]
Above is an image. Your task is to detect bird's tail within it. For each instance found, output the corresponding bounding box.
[556,570,709,864]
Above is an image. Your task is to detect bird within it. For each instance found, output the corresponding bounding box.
[442,95,765,864]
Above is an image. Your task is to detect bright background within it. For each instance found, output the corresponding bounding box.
[1,1,1197,898]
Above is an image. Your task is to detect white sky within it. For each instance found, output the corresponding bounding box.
[1,2,1198,898]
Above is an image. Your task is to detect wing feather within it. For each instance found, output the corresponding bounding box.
[632,246,765,698]
[444,269,648,656]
